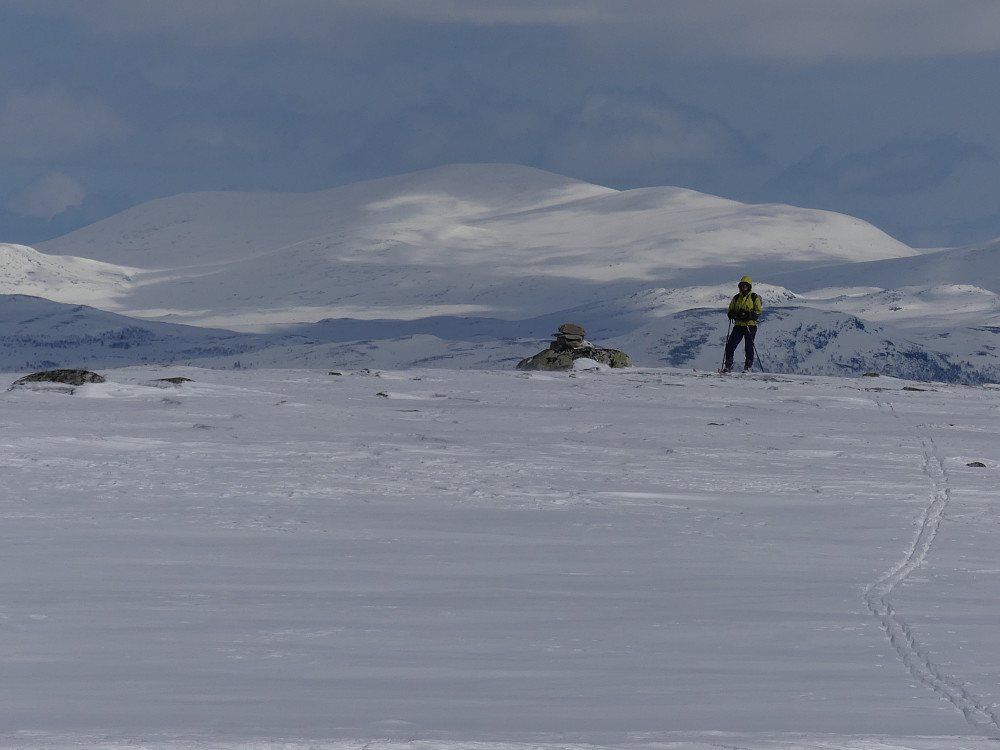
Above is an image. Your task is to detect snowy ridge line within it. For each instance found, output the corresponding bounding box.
[864,400,1000,733]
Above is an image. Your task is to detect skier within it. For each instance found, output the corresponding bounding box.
[723,276,762,373]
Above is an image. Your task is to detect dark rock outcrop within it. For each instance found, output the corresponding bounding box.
[11,369,106,387]
[516,345,632,371]
[9,369,107,394]
[517,323,631,371]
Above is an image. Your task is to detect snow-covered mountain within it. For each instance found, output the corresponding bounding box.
[770,237,1000,296]
[4,163,1000,381]
[0,295,275,372]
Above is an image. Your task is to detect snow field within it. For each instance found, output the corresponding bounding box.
[0,366,998,750]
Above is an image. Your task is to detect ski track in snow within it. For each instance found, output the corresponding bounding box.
[866,396,1000,734]
[3,367,1000,750]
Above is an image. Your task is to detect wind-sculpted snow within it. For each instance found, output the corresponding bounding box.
[1,365,998,749]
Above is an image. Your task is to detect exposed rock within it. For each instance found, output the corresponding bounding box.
[518,322,631,370]
[517,323,632,370]
[517,345,632,371]
[11,369,106,390]
[557,323,586,337]
[550,323,588,351]
[967,461,987,468]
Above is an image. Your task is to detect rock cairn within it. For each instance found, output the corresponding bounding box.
[550,323,587,351]
[516,323,632,371]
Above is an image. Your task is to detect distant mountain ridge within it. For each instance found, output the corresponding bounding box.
[22,163,915,329]
[2,163,999,382]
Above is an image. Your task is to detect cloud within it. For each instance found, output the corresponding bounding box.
[13,0,1000,61]
[773,137,988,197]
[8,0,604,41]
[593,0,1000,63]
[0,89,128,159]
[422,0,1000,63]
[542,89,764,187]
[336,99,550,178]
[6,0,372,47]
[5,173,86,220]
[334,89,762,190]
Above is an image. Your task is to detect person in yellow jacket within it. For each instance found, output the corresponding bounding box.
[723,276,763,372]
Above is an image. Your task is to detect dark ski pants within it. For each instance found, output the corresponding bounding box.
[725,324,757,370]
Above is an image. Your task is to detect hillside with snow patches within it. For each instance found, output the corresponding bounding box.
[3,163,1000,380]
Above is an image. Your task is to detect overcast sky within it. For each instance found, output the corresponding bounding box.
[3,0,1000,248]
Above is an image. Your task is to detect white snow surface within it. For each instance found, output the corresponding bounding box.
[2,364,999,750]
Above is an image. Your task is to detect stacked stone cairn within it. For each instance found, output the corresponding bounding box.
[516,323,632,371]
[550,323,587,350]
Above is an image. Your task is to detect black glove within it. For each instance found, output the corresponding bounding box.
[727,313,735,320]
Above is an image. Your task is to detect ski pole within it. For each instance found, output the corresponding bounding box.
[752,336,766,373]
[722,319,732,371]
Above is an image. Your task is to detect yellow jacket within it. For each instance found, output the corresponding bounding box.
[728,276,762,327]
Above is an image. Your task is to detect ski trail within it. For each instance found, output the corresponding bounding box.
[866,397,1000,733]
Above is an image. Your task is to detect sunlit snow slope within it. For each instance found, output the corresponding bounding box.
[28,164,915,328]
